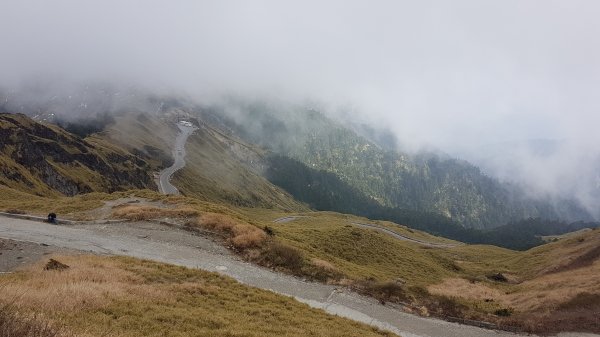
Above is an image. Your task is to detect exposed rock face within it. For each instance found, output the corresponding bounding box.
[0,113,154,196]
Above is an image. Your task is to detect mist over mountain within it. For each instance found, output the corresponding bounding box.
[459,139,600,219]
[3,3,600,335]
[2,1,599,225]
[1,82,596,228]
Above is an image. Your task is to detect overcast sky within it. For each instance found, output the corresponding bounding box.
[1,1,599,155]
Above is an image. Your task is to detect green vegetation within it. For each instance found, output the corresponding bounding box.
[210,101,591,228]
[265,154,598,250]
[237,208,600,333]
[1,107,598,334]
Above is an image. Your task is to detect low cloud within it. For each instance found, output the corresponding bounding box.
[1,0,599,215]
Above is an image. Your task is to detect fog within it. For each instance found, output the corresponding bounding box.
[1,1,599,214]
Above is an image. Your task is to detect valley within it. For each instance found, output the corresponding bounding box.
[2,3,599,337]
[0,104,598,337]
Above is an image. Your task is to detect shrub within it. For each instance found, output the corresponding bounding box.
[486,273,508,282]
[44,259,69,271]
[263,226,275,236]
[357,280,411,305]
[112,205,199,221]
[194,213,267,249]
[494,308,513,317]
[230,225,267,249]
[306,259,343,282]
[424,295,468,318]
[257,242,304,273]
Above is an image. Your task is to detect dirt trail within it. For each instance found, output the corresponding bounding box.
[0,216,595,337]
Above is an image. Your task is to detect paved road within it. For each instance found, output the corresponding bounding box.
[350,222,460,248]
[158,123,197,195]
[3,217,594,337]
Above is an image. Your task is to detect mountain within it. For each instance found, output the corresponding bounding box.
[0,90,593,230]
[0,113,153,196]
[96,110,305,211]
[194,100,593,228]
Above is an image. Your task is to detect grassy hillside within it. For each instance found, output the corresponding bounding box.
[265,154,598,250]
[98,113,177,170]
[174,123,304,211]
[0,255,395,337]
[238,208,599,334]
[1,187,598,333]
[0,113,154,196]
[99,112,305,211]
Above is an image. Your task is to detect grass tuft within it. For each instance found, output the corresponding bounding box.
[190,213,267,249]
[0,305,69,337]
[256,242,305,274]
[112,205,200,221]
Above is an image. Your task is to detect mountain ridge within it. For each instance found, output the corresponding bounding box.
[196,100,593,228]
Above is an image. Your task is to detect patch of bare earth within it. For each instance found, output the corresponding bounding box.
[0,238,72,272]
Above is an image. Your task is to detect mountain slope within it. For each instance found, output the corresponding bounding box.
[98,111,305,211]
[201,100,592,228]
[0,113,153,196]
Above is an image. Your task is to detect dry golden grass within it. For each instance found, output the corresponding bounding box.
[0,255,166,313]
[0,307,70,337]
[428,278,508,306]
[191,212,267,249]
[0,255,397,337]
[429,262,600,315]
[111,205,200,221]
[511,228,600,277]
[425,231,600,333]
[3,184,599,333]
[504,260,600,312]
[311,258,338,273]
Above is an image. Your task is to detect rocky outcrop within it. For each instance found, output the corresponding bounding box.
[0,113,154,196]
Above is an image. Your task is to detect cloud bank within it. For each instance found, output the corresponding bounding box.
[2,0,599,213]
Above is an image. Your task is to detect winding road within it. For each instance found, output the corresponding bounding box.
[0,216,594,337]
[350,222,460,248]
[158,123,198,195]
